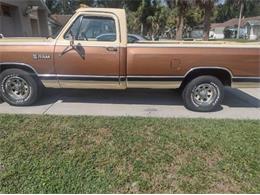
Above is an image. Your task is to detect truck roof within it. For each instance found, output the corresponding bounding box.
[76,7,125,13]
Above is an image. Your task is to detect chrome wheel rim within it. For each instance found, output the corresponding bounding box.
[192,83,218,106]
[4,76,30,101]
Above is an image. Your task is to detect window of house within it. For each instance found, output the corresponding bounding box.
[64,16,117,42]
[1,5,12,17]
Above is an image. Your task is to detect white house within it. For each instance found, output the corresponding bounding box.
[191,16,260,40]
[245,20,260,40]
[210,23,225,39]
[211,16,260,40]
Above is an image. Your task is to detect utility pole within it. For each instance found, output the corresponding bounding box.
[237,1,244,39]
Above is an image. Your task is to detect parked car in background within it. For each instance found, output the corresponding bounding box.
[96,33,147,43]
[128,34,148,43]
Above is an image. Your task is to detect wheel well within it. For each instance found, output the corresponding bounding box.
[0,64,43,87]
[0,64,37,75]
[181,68,232,88]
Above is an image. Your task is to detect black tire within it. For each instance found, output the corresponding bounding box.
[182,76,224,112]
[0,69,40,106]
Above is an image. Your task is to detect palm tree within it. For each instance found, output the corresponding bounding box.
[166,0,192,40]
[196,0,218,41]
[137,0,157,36]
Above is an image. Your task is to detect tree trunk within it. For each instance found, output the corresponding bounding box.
[176,14,184,40]
[140,23,144,36]
[237,2,244,39]
[202,5,212,41]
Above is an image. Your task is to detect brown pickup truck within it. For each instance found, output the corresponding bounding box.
[0,8,259,112]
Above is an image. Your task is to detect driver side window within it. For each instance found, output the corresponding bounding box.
[64,16,117,42]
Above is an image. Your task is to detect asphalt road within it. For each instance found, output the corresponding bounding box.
[0,87,259,119]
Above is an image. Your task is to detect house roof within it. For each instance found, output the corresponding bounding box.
[211,23,226,29]
[211,16,260,29]
[246,20,260,26]
[50,15,72,26]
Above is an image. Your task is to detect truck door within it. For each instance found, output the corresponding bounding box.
[54,12,121,89]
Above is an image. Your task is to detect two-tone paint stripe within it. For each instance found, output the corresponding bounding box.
[38,74,119,82]
[38,74,260,82]
[38,74,185,82]
[232,77,260,83]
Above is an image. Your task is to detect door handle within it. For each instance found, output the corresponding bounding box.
[106,47,118,52]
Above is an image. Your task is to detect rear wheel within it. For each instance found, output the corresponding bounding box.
[0,69,40,106]
[182,76,224,112]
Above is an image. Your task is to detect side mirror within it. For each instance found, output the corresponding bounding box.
[69,30,75,46]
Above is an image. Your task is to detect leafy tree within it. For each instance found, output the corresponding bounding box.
[96,0,124,8]
[214,3,236,23]
[215,0,259,23]
[46,0,259,41]
[146,2,169,39]
[46,0,62,14]
[164,9,176,39]
[135,0,155,35]
[78,0,96,7]
[127,0,168,38]
[166,0,194,40]
[124,0,143,11]
[45,0,80,14]
[127,10,142,34]
[46,0,85,14]
[186,6,203,28]
[196,0,218,41]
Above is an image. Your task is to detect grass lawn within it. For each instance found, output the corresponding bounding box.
[0,115,259,193]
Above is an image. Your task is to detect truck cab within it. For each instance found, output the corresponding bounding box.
[47,8,128,89]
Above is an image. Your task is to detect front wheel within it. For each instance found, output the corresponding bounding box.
[0,69,40,106]
[182,76,224,112]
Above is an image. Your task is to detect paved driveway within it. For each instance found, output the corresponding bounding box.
[0,88,259,119]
